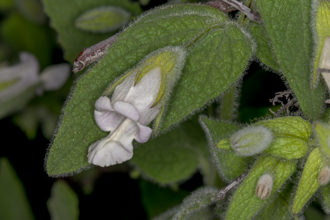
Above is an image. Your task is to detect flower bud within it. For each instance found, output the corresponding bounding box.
[230,126,273,156]
[256,173,273,200]
[88,46,186,167]
[318,166,330,186]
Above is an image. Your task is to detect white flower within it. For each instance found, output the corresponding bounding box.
[88,67,163,167]
[0,52,39,101]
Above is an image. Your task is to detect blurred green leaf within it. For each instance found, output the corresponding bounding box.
[172,187,218,220]
[256,0,326,120]
[321,184,330,214]
[75,6,131,33]
[1,13,53,67]
[42,0,141,62]
[15,0,46,24]
[132,119,206,184]
[0,0,14,11]
[47,181,79,220]
[139,180,188,218]
[0,158,34,220]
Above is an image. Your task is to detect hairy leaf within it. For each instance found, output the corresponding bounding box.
[172,187,218,220]
[249,23,279,71]
[256,0,326,120]
[321,184,330,214]
[292,148,324,214]
[160,23,253,131]
[199,116,249,181]
[46,4,228,176]
[226,156,296,220]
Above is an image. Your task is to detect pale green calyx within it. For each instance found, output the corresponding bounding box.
[230,126,273,156]
[88,47,186,167]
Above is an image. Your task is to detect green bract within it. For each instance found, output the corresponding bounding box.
[292,148,324,214]
[314,122,330,158]
[229,126,273,156]
[226,156,296,220]
[199,117,249,181]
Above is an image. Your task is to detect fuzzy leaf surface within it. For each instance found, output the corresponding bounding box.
[292,147,324,214]
[161,23,253,131]
[226,156,296,220]
[45,5,228,176]
[199,116,249,181]
[256,0,326,120]
[131,120,206,184]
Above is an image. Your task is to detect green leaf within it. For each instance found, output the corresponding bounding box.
[254,184,293,220]
[47,181,79,220]
[131,119,206,184]
[75,6,131,33]
[0,158,34,220]
[139,180,188,218]
[321,184,330,214]
[292,147,324,214]
[219,84,239,121]
[199,116,249,181]
[265,137,308,160]
[160,23,253,131]
[15,0,46,24]
[249,23,279,71]
[255,116,312,141]
[314,122,330,159]
[256,0,326,120]
[46,4,228,176]
[42,0,141,62]
[172,187,218,220]
[1,13,53,67]
[226,156,296,220]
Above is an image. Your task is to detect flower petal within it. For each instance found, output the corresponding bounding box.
[88,139,133,167]
[113,101,140,121]
[111,72,135,102]
[94,110,123,132]
[135,123,152,143]
[95,96,113,112]
[125,67,161,112]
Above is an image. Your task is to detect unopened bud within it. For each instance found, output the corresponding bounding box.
[318,166,330,185]
[256,173,273,200]
[230,126,273,156]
